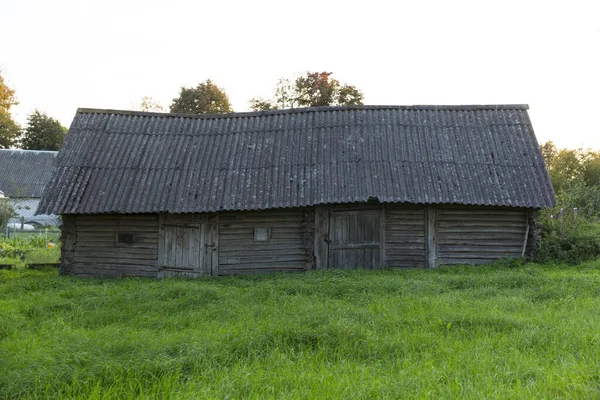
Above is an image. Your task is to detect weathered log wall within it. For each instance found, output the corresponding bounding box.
[436,207,528,265]
[59,214,76,275]
[59,205,536,277]
[218,208,314,275]
[384,205,427,267]
[69,214,159,277]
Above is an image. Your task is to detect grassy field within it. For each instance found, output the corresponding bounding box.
[1,262,600,399]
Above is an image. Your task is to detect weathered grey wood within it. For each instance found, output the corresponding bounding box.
[156,213,220,277]
[159,218,215,276]
[426,207,438,268]
[438,246,523,253]
[330,243,380,249]
[521,211,530,257]
[211,216,219,276]
[437,207,527,266]
[379,206,386,266]
[59,214,77,274]
[218,208,309,274]
[63,203,537,278]
[385,205,427,268]
[314,205,329,269]
[67,214,160,278]
[328,207,380,269]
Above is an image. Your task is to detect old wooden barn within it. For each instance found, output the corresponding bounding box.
[37,105,555,277]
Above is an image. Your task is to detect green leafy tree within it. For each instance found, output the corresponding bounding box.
[138,96,165,112]
[0,112,20,148]
[540,141,557,168]
[248,98,276,112]
[0,72,20,148]
[20,110,67,151]
[0,73,17,111]
[541,141,600,191]
[0,200,16,230]
[170,80,232,114]
[250,72,364,111]
[540,141,600,220]
[580,149,600,187]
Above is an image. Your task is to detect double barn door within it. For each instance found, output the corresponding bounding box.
[158,214,217,277]
[327,207,382,269]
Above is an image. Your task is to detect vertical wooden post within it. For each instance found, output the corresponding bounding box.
[211,215,219,277]
[379,205,386,268]
[521,209,530,258]
[60,214,77,275]
[157,213,166,278]
[314,205,329,269]
[426,206,438,268]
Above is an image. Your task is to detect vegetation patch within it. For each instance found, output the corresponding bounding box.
[0,232,60,269]
[1,264,600,399]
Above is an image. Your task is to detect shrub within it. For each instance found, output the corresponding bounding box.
[0,242,30,260]
[536,216,600,264]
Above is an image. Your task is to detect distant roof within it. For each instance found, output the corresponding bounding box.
[37,105,555,215]
[0,149,58,198]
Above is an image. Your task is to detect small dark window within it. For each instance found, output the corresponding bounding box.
[254,227,271,242]
[117,232,135,246]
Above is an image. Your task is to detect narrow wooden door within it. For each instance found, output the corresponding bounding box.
[328,208,381,269]
[158,216,214,278]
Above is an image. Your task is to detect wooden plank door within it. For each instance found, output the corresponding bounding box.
[158,216,214,278]
[328,208,381,269]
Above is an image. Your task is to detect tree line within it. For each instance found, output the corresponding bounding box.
[0,74,67,151]
[140,71,364,113]
[1,71,364,151]
[540,141,600,220]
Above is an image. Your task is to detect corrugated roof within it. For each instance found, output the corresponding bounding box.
[37,105,555,215]
[0,149,58,198]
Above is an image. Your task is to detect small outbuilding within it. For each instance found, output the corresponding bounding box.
[0,148,60,227]
[37,105,555,277]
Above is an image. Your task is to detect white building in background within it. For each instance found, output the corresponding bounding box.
[0,149,60,227]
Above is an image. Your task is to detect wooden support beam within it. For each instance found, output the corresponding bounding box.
[521,209,530,258]
[211,215,219,276]
[157,213,166,278]
[426,207,438,268]
[379,205,386,268]
[314,205,329,269]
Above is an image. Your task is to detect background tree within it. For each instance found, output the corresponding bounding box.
[0,200,17,230]
[170,80,232,114]
[0,112,20,148]
[540,141,600,220]
[20,110,67,151]
[541,141,600,192]
[0,72,20,148]
[138,96,165,112]
[250,71,364,111]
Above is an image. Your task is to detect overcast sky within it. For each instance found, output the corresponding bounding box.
[1,0,598,149]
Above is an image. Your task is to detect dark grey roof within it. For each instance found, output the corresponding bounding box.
[0,149,58,198]
[37,105,555,215]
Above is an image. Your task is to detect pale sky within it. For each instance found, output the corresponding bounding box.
[1,0,599,149]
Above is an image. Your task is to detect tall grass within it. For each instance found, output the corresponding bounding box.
[1,263,600,399]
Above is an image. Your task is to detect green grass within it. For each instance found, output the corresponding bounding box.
[1,263,600,399]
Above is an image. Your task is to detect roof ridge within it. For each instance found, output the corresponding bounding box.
[76,104,530,120]
[0,148,58,154]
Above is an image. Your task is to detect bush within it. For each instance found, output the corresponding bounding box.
[0,242,30,260]
[536,216,600,264]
